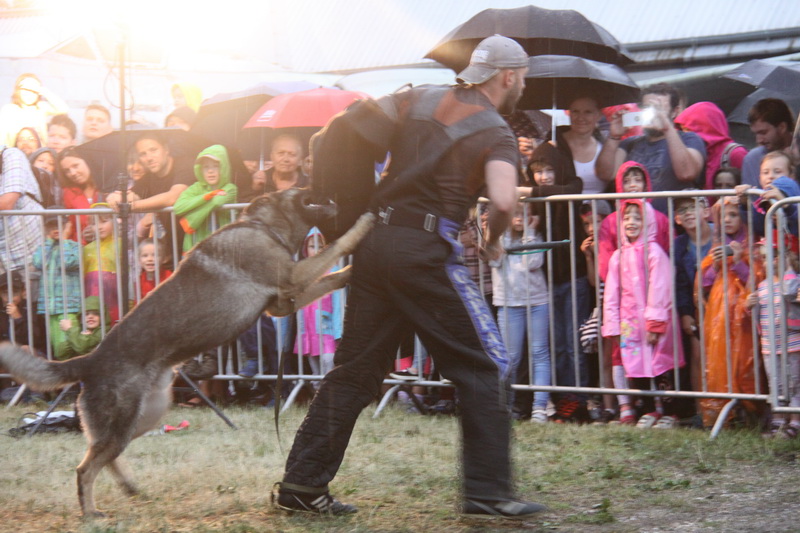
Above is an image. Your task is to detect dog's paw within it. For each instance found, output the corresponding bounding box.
[334,265,352,286]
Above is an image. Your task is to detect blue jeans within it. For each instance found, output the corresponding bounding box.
[497,303,550,411]
[552,277,590,388]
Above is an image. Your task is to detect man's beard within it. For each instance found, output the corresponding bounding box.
[498,86,522,116]
[644,126,662,138]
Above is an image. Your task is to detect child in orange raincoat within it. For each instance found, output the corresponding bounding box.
[697,196,763,427]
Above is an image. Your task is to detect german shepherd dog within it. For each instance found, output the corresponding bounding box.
[0,188,376,517]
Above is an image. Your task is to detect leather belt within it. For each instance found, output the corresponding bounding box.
[378,206,439,233]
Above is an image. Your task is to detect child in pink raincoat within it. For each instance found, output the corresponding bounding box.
[602,199,685,428]
[597,161,672,424]
[294,230,343,378]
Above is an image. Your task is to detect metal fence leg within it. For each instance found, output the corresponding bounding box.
[281,379,308,413]
[373,384,402,418]
[26,384,74,437]
[6,383,27,408]
[176,369,237,430]
[709,399,738,440]
[281,379,305,414]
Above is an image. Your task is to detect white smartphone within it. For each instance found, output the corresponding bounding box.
[622,108,655,128]
[622,111,642,128]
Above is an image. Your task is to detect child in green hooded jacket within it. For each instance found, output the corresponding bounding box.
[173,145,238,255]
[56,295,109,359]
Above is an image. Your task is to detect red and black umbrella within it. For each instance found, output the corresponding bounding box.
[191,81,320,160]
[243,88,370,129]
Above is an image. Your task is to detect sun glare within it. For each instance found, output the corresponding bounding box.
[36,0,259,62]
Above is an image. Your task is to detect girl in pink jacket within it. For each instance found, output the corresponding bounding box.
[602,200,685,428]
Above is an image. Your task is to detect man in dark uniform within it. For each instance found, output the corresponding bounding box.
[274,35,545,519]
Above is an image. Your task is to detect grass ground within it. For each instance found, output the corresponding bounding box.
[1,403,799,532]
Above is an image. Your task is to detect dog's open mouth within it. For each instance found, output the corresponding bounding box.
[304,195,336,209]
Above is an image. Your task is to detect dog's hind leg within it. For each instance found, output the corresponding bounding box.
[77,437,131,517]
[76,393,142,517]
[108,457,139,497]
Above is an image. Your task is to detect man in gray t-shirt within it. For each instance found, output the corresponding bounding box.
[597,83,706,213]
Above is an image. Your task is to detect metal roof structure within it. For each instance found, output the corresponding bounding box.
[1,0,799,131]
[3,1,800,72]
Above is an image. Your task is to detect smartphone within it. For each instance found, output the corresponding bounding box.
[722,245,734,256]
[623,108,655,128]
[622,111,642,128]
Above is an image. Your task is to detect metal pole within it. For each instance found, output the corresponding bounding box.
[117,29,130,317]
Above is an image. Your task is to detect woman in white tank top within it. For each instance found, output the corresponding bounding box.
[562,97,609,195]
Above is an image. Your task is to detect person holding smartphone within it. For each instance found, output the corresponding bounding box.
[596,83,706,214]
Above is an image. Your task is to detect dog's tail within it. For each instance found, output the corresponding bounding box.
[0,342,86,391]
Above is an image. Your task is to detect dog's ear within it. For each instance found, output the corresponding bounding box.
[242,194,271,218]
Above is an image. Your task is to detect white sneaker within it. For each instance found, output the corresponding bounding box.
[531,410,548,424]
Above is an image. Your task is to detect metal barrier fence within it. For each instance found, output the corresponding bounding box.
[1,193,798,437]
[375,189,800,438]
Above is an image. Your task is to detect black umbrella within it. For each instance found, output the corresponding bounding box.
[425,5,633,74]
[520,55,640,110]
[720,59,800,124]
[78,127,209,193]
[191,81,320,161]
[722,59,800,93]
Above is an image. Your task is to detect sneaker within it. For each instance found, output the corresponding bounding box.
[762,422,783,439]
[551,396,589,424]
[531,409,548,424]
[389,369,419,381]
[238,359,259,378]
[272,482,357,515]
[592,409,617,425]
[511,410,530,421]
[430,399,455,415]
[776,423,800,440]
[462,498,546,520]
[653,415,678,429]
[636,412,662,429]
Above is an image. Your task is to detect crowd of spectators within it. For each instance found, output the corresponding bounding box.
[1,71,799,436]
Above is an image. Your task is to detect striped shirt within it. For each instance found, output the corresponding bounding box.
[0,146,44,275]
[758,271,800,354]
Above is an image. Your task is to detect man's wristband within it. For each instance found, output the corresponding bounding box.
[608,135,622,141]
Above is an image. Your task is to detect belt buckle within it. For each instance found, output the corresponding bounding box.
[423,213,437,232]
[379,207,393,225]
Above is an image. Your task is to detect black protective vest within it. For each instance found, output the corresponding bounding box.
[312,85,508,240]
[374,86,508,222]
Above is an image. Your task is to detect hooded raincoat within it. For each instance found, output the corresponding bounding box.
[293,230,343,357]
[697,197,763,425]
[597,161,672,281]
[173,145,238,254]
[57,295,110,359]
[747,175,800,238]
[602,199,684,378]
[675,102,746,191]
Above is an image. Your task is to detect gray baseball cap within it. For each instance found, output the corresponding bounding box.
[456,35,529,85]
